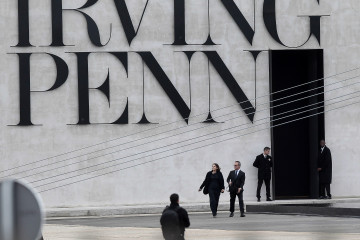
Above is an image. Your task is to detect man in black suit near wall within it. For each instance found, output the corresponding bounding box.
[318,139,332,199]
[227,161,245,217]
[253,147,273,202]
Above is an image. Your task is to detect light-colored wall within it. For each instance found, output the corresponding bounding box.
[0,0,359,208]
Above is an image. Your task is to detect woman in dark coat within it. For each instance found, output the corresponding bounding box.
[198,163,225,217]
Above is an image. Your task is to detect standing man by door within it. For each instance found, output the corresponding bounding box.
[317,139,332,199]
[253,147,273,202]
[227,161,246,217]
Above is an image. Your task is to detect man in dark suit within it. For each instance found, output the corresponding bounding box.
[227,161,245,217]
[318,139,332,199]
[253,147,273,202]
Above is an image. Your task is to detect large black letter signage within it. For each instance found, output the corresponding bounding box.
[15,0,32,47]
[50,0,111,47]
[203,51,255,122]
[113,0,150,46]
[220,0,255,45]
[263,0,323,47]
[12,0,328,127]
[74,52,128,125]
[137,52,191,123]
[16,53,69,126]
[172,0,187,45]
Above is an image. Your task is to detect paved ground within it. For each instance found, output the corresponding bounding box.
[43,212,360,240]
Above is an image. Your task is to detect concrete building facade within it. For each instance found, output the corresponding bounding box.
[0,0,359,208]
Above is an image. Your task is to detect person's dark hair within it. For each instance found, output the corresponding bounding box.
[235,161,241,166]
[170,193,179,204]
[264,147,270,151]
[213,163,221,172]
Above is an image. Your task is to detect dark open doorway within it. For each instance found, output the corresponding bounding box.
[269,49,325,199]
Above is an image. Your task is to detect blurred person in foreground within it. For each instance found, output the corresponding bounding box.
[160,193,190,240]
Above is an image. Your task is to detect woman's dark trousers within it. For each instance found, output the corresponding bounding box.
[208,189,220,216]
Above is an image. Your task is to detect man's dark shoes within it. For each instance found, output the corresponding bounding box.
[229,212,234,217]
[257,198,261,202]
[266,198,272,201]
[240,213,246,217]
[213,212,217,218]
[326,196,332,199]
[318,196,325,199]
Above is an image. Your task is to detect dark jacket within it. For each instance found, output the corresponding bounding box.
[199,171,225,193]
[318,146,332,184]
[161,203,190,237]
[226,170,245,193]
[253,154,273,180]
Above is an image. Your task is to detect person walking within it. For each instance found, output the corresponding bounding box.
[198,163,225,217]
[160,193,190,240]
[227,161,246,217]
[318,139,332,199]
[253,147,273,202]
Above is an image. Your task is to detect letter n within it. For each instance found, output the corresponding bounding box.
[203,51,255,122]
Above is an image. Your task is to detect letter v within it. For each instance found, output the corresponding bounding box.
[113,0,150,45]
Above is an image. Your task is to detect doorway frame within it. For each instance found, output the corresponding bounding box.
[268,49,325,200]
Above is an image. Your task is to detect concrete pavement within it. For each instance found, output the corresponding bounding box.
[45,198,360,217]
[43,212,360,240]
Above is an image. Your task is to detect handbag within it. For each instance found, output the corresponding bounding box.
[203,186,209,195]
